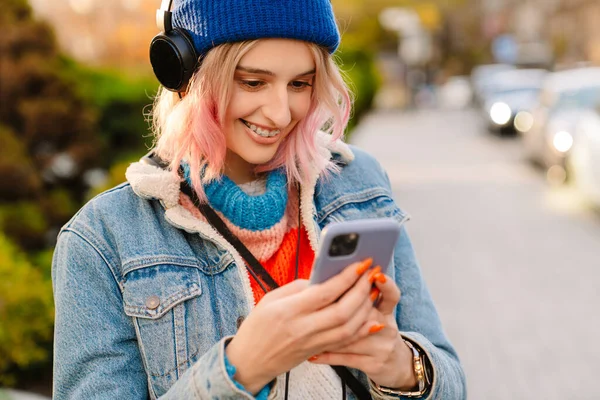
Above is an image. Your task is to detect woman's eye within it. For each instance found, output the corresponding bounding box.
[290,81,313,91]
[240,80,264,90]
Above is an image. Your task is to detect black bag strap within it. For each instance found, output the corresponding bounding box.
[142,152,372,400]
[180,180,372,400]
[179,181,279,292]
[333,366,373,400]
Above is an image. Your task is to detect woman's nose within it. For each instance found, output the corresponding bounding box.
[263,87,292,129]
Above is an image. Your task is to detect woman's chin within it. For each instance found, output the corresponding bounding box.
[234,131,285,165]
[240,149,279,166]
[226,143,280,170]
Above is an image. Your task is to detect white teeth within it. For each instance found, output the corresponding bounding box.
[242,120,280,138]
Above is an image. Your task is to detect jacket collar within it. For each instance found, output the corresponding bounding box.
[125,131,354,254]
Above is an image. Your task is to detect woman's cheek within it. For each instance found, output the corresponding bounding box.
[292,92,313,120]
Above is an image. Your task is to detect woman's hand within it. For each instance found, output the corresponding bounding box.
[225,259,376,394]
[307,270,418,390]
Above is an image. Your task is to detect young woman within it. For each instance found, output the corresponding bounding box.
[52,0,466,399]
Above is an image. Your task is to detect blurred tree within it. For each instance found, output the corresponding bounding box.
[0,0,156,252]
[0,0,94,388]
[337,47,382,132]
[330,0,389,131]
[65,61,156,159]
[0,0,152,390]
[0,0,102,252]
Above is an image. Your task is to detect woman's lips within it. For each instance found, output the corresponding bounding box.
[240,120,282,145]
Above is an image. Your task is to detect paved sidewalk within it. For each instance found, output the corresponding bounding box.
[0,389,50,400]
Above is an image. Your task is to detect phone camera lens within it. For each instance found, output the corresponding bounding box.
[329,233,359,257]
[345,233,357,245]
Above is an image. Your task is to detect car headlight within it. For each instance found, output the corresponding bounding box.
[553,130,573,153]
[514,111,534,133]
[490,102,512,125]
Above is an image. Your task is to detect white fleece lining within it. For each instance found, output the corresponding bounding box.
[125,162,181,209]
[316,130,355,163]
[300,172,320,253]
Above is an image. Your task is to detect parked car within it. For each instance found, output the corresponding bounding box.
[522,67,600,180]
[479,68,547,134]
[470,63,515,105]
[570,109,600,207]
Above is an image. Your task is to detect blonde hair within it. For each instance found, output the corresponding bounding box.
[151,40,351,201]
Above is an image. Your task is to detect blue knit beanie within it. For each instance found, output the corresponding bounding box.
[171,0,340,57]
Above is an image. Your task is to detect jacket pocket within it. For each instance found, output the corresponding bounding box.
[122,264,203,398]
[123,264,202,319]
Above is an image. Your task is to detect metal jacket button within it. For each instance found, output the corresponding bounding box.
[146,295,160,310]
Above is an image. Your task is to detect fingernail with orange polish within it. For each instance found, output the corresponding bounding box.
[368,324,385,334]
[367,266,382,283]
[370,287,380,302]
[374,273,387,284]
[355,258,373,275]
[308,355,319,362]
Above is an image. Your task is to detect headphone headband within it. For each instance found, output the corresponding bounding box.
[156,0,173,32]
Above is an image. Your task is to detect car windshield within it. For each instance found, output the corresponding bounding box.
[553,86,600,111]
[489,87,541,99]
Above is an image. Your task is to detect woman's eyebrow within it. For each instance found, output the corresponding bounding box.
[236,66,316,77]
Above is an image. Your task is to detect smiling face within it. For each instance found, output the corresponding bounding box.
[223,39,315,183]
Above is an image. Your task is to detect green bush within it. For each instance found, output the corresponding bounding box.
[59,58,157,162]
[0,202,48,251]
[0,125,41,201]
[337,45,381,133]
[331,2,383,135]
[0,233,54,385]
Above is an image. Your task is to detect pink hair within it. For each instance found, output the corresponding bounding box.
[151,40,351,201]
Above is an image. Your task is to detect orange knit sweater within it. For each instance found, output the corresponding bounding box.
[250,225,315,303]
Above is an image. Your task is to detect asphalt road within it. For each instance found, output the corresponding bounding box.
[351,108,600,400]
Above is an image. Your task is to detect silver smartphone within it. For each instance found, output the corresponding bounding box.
[309,218,401,284]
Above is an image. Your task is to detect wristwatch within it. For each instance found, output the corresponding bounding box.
[370,338,432,398]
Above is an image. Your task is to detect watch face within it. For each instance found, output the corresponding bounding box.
[414,358,425,391]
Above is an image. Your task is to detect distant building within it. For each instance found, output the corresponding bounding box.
[30,0,157,70]
[547,0,600,66]
[460,0,600,68]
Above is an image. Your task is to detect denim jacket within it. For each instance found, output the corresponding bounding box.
[52,135,466,399]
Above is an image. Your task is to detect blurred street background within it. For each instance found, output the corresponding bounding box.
[353,109,600,399]
[2,0,600,398]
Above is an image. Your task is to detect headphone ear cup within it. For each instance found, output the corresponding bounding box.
[149,28,198,92]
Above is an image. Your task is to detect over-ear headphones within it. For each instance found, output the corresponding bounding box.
[149,0,198,92]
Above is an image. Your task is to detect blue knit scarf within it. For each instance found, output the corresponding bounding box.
[183,165,288,232]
